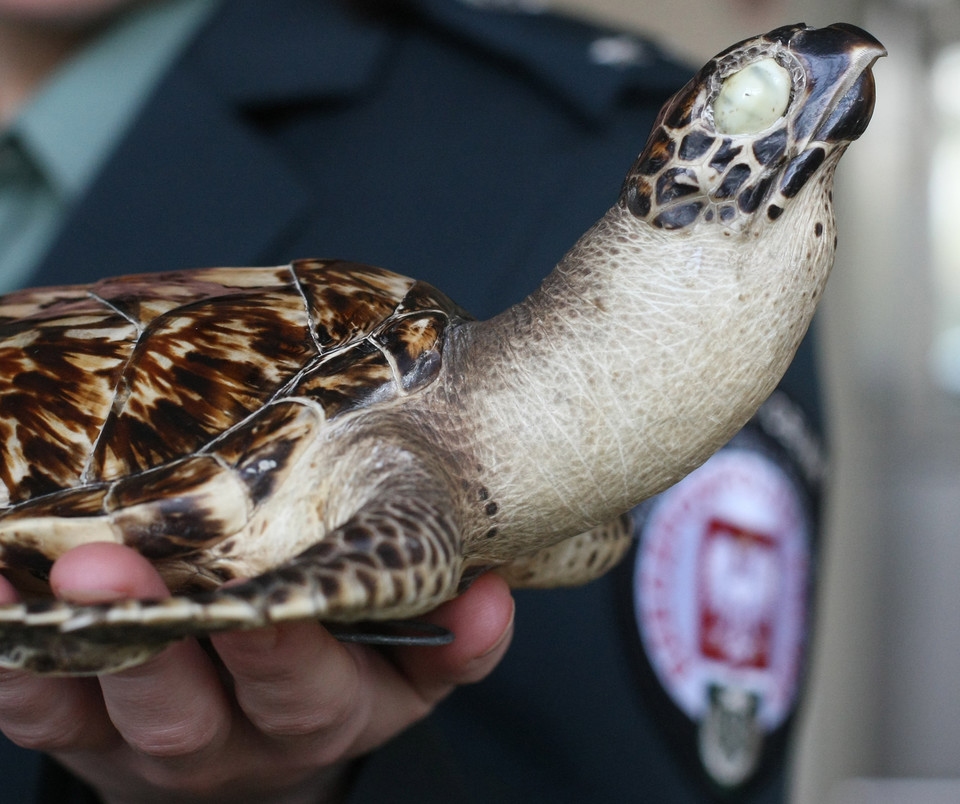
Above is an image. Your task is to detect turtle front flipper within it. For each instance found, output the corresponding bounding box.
[496,513,634,588]
[0,602,174,675]
[0,474,465,675]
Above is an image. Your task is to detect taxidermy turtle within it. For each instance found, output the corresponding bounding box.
[0,23,883,674]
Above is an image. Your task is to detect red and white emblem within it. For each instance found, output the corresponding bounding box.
[634,448,810,733]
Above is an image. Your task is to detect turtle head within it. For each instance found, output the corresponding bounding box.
[620,23,885,231]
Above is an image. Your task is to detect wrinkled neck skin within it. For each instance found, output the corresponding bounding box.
[438,161,838,561]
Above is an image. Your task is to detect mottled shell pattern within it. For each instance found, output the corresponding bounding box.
[0,260,462,591]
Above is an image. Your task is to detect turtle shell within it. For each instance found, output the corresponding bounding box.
[0,258,465,590]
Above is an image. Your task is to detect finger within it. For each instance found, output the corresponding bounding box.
[391,572,515,701]
[0,573,18,604]
[0,562,115,752]
[211,574,513,762]
[341,572,514,755]
[211,617,374,760]
[50,541,172,603]
[0,666,111,752]
[52,544,233,760]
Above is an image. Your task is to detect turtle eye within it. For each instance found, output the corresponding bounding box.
[713,58,791,135]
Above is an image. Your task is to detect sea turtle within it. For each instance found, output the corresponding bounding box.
[0,23,883,675]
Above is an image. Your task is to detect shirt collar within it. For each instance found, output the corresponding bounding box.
[7,0,221,202]
[410,0,693,121]
[188,0,691,123]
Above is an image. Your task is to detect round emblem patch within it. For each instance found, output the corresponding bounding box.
[633,446,812,788]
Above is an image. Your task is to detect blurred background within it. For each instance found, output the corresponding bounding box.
[554,1,960,802]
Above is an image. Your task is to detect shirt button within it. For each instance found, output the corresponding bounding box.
[588,35,649,68]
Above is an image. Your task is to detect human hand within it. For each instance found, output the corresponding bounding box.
[0,543,514,804]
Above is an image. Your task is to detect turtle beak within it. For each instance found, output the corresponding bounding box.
[787,23,886,145]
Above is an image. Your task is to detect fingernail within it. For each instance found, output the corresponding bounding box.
[58,588,128,605]
[477,600,515,659]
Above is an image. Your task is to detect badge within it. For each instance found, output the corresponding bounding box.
[629,393,822,791]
